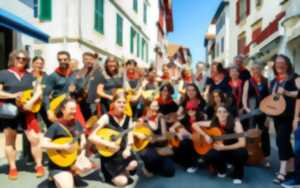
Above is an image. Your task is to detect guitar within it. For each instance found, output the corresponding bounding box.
[16,80,43,113]
[47,137,79,167]
[259,94,286,116]
[192,128,261,155]
[95,127,133,157]
[142,90,159,101]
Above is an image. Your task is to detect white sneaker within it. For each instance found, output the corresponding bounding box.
[233,179,242,184]
[186,167,198,174]
[217,173,226,178]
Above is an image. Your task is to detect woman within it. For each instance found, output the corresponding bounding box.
[42,98,87,188]
[89,90,138,187]
[97,56,123,113]
[192,104,248,184]
[228,66,244,113]
[270,54,299,184]
[243,62,270,164]
[205,62,230,96]
[138,101,175,177]
[178,67,194,97]
[0,50,44,180]
[206,90,237,119]
[178,83,207,119]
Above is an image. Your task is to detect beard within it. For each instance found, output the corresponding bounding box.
[60,63,69,69]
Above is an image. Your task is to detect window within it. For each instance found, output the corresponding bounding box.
[237,32,246,54]
[39,0,52,21]
[143,3,147,24]
[116,14,123,46]
[33,0,38,18]
[95,0,104,34]
[130,27,136,54]
[236,0,250,24]
[133,0,138,12]
[221,37,224,53]
[216,14,225,34]
[256,0,263,7]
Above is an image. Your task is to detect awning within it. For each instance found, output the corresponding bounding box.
[0,8,49,42]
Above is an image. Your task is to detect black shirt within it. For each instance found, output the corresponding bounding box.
[0,70,34,103]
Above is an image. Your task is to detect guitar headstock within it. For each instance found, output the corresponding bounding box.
[245,128,261,138]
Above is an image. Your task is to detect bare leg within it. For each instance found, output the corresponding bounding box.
[53,171,74,188]
[112,175,128,188]
[4,128,17,170]
[26,130,43,167]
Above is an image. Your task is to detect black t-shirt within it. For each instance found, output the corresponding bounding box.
[239,69,251,81]
[45,121,84,170]
[86,69,103,103]
[99,73,123,95]
[0,70,34,103]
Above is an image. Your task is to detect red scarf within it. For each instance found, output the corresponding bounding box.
[55,67,72,77]
[161,73,170,80]
[127,70,137,80]
[157,96,173,105]
[58,118,76,127]
[276,74,287,81]
[229,79,243,107]
[9,67,26,78]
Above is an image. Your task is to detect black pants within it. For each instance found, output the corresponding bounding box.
[140,147,175,177]
[273,116,294,160]
[255,115,270,157]
[204,148,248,179]
[295,124,300,184]
[173,139,198,168]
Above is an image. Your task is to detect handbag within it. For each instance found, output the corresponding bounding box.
[0,102,19,119]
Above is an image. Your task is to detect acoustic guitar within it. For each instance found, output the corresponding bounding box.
[95,127,133,157]
[259,94,286,116]
[192,128,261,155]
[47,137,79,167]
[16,80,43,113]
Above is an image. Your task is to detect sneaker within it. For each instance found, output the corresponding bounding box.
[186,167,198,174]
[35,166,45,178]
[233,179,242,184]
[281,179,300,188]
[8,168,18,180]
[217,173,226,178]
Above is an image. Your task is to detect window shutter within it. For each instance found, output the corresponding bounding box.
[130,28,135,54]
[137,33,140,57]
[246,0,250,16]
[39,0,52,21]
[94,0,104,33]
[236,0,240,24]
[116,14,123,46]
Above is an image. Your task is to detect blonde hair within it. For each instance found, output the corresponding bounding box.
[8,49,29,68]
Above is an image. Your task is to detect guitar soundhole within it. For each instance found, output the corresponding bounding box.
[273,96,279,101]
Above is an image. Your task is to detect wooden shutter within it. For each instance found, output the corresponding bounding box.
[94,0,104,33]
[39,0,52,21]
[236,0,240,24]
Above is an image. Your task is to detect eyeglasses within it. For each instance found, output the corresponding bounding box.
[16,56,27,62]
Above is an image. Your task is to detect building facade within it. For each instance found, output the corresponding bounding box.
[1,0,174,73]
[205,0,299,73]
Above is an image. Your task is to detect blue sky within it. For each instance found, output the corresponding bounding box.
[167,0,221,63]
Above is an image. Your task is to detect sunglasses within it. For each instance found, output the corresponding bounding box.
[16,56,27,62]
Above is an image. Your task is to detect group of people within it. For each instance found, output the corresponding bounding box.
[0,49,299,188]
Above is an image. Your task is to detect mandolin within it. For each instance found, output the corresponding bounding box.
[95,127,133,157]
[47,137,79,167]
[16,80,43,113]
[259,94,286,116]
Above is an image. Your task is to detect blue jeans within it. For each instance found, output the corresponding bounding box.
[295,123,300,184]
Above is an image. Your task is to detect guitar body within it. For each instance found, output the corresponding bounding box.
[47,137,79,167]
[192,127,223,155]
[96,128,122,157]
[132,124,153,152]
[86,115,99,129]
[259,95,286,116]
[49,94,67,114]
[142,90,159,101]
[16,89,42,113]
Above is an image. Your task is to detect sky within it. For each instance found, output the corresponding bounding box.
[167,0,221,63]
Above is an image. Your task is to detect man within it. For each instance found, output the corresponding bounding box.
[43,51,78,122]
[234,55,251,81]
[76,52,102,120]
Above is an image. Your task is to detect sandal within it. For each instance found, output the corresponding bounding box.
[273,173,286,184]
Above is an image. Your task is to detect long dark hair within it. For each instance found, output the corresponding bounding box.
[55,98,77,118]
[210,104,235,131]
[208,89,226,107]
[272,54,295,78]
[104,56,119,77]
[181,83,206,107]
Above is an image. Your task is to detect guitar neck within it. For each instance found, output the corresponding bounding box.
[213,132,245,141]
